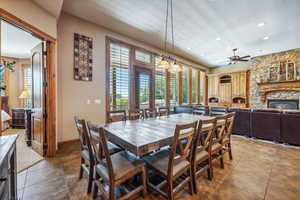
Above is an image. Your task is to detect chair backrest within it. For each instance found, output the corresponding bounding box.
[224,112,235,139]
[214,115,228,143]
[144,108,157,118]
[196,118,217,153]
[87,122,115,181]
[74,117,94,163]
[168,121,198,178]
[108,110,127,123]
[128,109,143,120]
[192,105,209,116]
[158,106,170,116]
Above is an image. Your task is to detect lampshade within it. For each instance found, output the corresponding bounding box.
[169,61,182,72]
[157,58,170,69]
[19,89,31,99]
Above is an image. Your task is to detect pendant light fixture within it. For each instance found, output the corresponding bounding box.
[157,0,182,72]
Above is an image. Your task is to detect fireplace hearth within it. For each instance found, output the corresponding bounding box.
[267,99,299,110]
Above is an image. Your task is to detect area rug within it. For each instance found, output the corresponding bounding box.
[2,129,44,173]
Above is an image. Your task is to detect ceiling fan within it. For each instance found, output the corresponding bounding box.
[228,48,251,64]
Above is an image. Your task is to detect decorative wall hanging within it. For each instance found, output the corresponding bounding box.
[269,65,279,82]
[74,33,93,81]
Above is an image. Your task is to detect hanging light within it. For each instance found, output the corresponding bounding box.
[157,56,170,69]
[158,0,182,72]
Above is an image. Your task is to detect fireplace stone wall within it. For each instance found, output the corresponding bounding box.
[250,49,300,108]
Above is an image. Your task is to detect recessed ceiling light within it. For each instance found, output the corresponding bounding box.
[257,22,265,27]
[263,36,269,40]
[216,37,221,41]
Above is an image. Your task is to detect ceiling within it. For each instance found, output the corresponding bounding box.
[1,21,41,58]
[32,0,64,18]
[62,0,300,67]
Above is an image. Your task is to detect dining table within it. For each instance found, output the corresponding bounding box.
[103,113,216,157]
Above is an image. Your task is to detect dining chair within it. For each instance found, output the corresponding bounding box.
[158,106,170,116]
[87,122,147,200]
[211,115,228,171]
[144,108,157,118]
[192,105,209,116]
[221,112,236,160]
[108,110,127,123]
[143,121,198,200]
[128,109,144,120]
[191,118,217,193]
[74,116,95,194]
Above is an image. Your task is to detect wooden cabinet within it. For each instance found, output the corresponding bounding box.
[207,71,249,107]
[0,135,17,200]
[12,108,25,129]
[232,71,247,98]
[208,75,219,97]
[219,83,232,106]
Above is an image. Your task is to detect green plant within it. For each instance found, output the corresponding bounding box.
[0,61,16,72]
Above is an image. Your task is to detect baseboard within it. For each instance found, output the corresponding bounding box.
[58,138,80,149]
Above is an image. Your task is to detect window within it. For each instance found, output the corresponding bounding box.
[138,73,150,109]
[182,66,189,104]
[23,66,32,107]
[135,50,151,63]
[169,72,178,107]
[155,58,166,107]
[200,71,205,104]
[109,43,130,111]
[192,68,197,104]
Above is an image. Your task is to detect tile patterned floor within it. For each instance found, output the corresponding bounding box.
[17,136,300,200]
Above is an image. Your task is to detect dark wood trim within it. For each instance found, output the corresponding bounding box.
[58,139,80,149]
[0,8,57,156]
[105,36,207,72]
[188,68,193,104]
[196,70,200,104]
[0,8,56,43]
[204,72,208,105]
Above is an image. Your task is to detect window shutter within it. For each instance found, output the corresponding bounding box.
[109,43,130,111]
[192,68,197,104]
[169,71,178,107]
[138,73,150,109]
[155,58,166,107]
[182,66,189,104]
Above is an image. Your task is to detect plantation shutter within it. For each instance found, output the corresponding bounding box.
[169,71,178,107]
[109,43,130,111]
[155,57,166,107]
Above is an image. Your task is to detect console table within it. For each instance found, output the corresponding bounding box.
[0,135,17,200]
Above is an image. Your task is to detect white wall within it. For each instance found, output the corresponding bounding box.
[57,12,208,142]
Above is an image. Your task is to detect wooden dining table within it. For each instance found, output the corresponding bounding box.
[103,113,215,157]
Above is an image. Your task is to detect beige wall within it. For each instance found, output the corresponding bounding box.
[1,57,30,110]
[57,12,208,142]
[209,62,251,74]
[0,0,57,38]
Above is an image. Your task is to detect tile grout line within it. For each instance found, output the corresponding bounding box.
[262,147,278,200]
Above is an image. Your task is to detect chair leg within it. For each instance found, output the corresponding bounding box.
[93,173,100,199]
[87,167,93,194]
[228,143,233,160]
[219,150,224,169]
[209,155,213,179]
[188,168,194,195]
[109,184,115,200]
[167,181,174,200]
[191,165,197,194]
[142,167,147,197]
[79,158,84,179]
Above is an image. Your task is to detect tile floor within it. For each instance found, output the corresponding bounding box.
[17,136,300,200]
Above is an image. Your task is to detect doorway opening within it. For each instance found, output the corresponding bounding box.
[0,20,46,172]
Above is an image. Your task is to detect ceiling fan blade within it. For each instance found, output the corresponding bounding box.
[239,59,250,62]
[240,55,250,59]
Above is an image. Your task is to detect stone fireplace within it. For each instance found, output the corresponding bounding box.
[267,99,299,109]
[250,49,300,109]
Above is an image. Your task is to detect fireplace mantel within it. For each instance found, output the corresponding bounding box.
[257,80,300,102]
